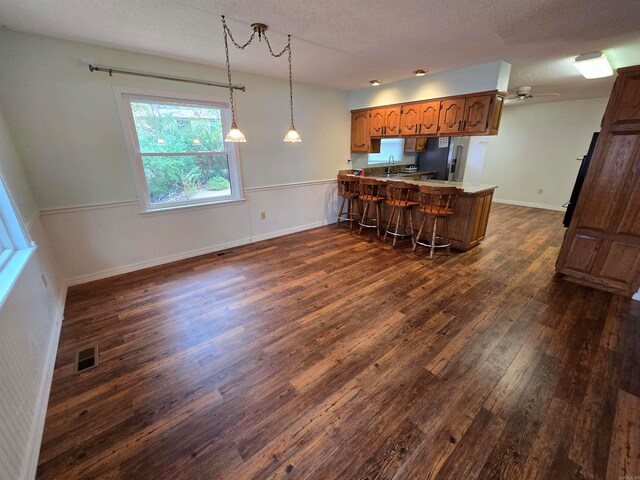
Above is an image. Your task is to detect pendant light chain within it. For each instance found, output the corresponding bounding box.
[221,15,300,142]
[221,17,237,126]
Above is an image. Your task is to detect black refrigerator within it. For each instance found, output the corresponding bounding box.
[563,132,599,227]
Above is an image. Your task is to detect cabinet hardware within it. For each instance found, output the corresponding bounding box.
[458,121,461,131]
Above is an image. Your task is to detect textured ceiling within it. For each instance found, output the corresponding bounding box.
[1,0,640,104]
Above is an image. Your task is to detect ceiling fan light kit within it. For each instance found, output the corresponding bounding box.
[573,51,613,79]
[369,80,381,86]
[221,16,301,143]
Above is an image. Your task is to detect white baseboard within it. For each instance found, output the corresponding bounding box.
[66,219,334,286]
[23,309,63,480]
[493,198,566,212]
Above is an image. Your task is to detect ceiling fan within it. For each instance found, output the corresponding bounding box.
[506,86,560,101]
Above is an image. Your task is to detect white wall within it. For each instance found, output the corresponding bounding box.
[474,97,609,210]
[0,106,66,480]
[0,30,349,283]
[348,61,510,110]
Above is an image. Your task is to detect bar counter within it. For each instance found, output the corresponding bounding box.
[347,174,498,251]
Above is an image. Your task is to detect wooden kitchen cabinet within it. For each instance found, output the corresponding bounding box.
[350,110,370,153]
[400,104,421,135]
[370,107,401,137]
[350,90,505,152]
[438,99,466,134]
[404,137,426,153]
[462,95,492,133]
[556,65,640,296]
[418,101,440,135]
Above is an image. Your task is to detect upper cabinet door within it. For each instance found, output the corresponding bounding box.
[463,95,492,133]
[400,105,420,136]
[370,108,385,137]
[350,110,370,153]
[438,99,466,134]
[419,101,440,135]
[384,107,402,136]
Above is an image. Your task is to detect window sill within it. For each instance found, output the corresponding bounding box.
[138,197,247,216]
[0,246,36,310]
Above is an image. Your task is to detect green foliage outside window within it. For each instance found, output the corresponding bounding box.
[130,101,232,204]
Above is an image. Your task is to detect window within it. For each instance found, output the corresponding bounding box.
[367,138,405,165]
[115,88,243,211]
[0,175,34,308]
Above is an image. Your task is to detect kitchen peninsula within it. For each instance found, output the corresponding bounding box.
[340,171,497,251]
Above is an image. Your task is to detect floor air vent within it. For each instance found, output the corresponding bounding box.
[216,250,233,257]
[74,346,99,373]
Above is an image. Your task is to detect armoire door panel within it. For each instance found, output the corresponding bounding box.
[564,234,602,274]
[597,241,640,286]
[615,146,640,236]
[608,72,640,125]
[577,133,640,232]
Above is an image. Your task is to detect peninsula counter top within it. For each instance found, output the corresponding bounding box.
[341,173,498,251]
[363,176,498,195]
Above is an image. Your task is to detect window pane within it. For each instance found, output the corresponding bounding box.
[368,138,405,165]
[141,154,232,205]
[130,100,224,153]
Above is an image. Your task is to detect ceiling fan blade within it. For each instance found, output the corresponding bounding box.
[533,93,561,97]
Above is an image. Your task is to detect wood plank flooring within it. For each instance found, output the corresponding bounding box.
[37,203,640,479]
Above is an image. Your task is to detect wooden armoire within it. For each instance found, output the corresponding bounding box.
[556,65,640,296]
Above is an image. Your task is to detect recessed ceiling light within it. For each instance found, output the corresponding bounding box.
[573,51,613,79]
[414,69,428,76]
[369,80,381,86]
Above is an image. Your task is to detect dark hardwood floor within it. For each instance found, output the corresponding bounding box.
[37,203,640,480]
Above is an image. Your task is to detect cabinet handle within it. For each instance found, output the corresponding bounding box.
[417,123,421,134]
[463,120,467,130]
[458,121,462,131]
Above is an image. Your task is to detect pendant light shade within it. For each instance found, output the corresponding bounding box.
[225,122,246,142]
[283,125,302,142]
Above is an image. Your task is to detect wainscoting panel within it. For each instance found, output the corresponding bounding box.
[0,216,65,480]
[40,180,339,285]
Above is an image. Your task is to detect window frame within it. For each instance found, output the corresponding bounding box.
[0,174,35,309]
[114,87,244,213]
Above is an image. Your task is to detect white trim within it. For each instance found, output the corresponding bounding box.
[23,308,63,480]
[40,200,140,216]
[245,179,336,193]
[112,86,244,213]
[65,218,335,286]
[493,198,566,212]
[0,247,35,310]
[37,179,338,215]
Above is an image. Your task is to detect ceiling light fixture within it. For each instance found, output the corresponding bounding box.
[414,69,428,76]
[573,51,613,79]
[369,80,381,86]
[221,16,301,143]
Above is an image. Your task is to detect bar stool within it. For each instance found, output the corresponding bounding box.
[337,175,360,229]
[413,185,462,258]
[383,181,419,247]
[358,178,386,236]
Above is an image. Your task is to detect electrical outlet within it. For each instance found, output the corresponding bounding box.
[261,211,266,220]
[537,189,544,195]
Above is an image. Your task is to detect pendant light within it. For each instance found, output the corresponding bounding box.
[283,35,302,143]
[221,16,301,143]
[222,17,246,142]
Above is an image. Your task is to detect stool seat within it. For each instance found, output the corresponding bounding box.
[413,185,462,258]
[388,199,419,208]
[358,178,386,236]
[337,175,361,229]
[419,205,453,215]
[383,181,419,247]
[360,194,385,202]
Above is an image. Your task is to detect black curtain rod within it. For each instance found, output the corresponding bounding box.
[88,64,246,92]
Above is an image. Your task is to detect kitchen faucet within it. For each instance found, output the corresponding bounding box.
[386,155,395,177]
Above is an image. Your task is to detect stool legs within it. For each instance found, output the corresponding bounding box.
[337,196,346,227]
[430,218,438,259]
[413,214,428,252]
[358,202,370,235]
[376,203,382,236]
